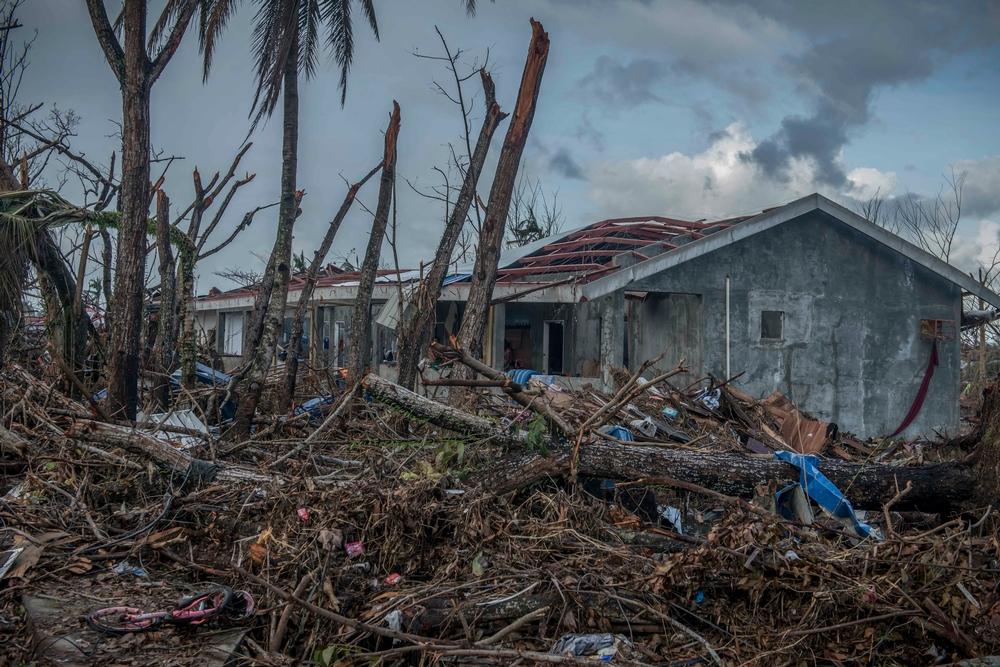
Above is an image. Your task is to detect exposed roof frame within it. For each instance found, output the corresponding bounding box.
[581,193,1000,307]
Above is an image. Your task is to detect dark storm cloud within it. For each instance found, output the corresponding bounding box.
[738,0,1000,186]
[549,147,584,179]
[578,53,767,111]
[577,55,669,106]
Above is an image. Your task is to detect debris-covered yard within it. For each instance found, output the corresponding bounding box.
[3,347,999,666]
[4,1,1000,665]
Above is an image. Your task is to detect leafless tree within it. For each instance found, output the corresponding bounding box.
[895,169,965,264]
[281,161,381,406]
[505,173,562,247]
[455,19,550,367]
[396,31,507,390]
[215,267,263,289]
[345,101,401,386]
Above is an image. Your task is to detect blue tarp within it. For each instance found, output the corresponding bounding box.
[293,395,335,420]
[170,362,232,387]
[774,450,878,539]
[599,425,634,442]
[93,362,236,419]
[507,369,540,385]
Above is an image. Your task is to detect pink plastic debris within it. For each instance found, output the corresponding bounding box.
[384,573,402,585]
[345,541,365,558]
[296,507,310,523]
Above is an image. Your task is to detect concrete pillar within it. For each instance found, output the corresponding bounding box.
[599,294,625,392]
[490,303,506,370]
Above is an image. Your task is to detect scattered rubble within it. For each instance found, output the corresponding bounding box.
[2,349,1000,665]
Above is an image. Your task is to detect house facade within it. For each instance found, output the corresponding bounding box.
[194,194,1000,439]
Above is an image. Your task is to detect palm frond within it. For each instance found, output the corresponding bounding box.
[147,0,187,54]
[249,0,299,125]
[299,0,321,79]
[111,2,124,37]
[359,0,378,40]
[462,0,492,16]
[200,0,243,81]
[322,0,354,105]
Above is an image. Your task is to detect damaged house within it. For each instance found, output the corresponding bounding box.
[195,193,1000,439]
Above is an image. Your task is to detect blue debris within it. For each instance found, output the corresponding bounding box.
[294,395,335,421]
[442,273,472,286]
[694,388,721,411]
[112,561,149,578]
[507,369,539,385]
[170,362,232,388]
[774,450,879,539]
[693,590,705,605]
[598,425,633,441]
[169,363,236,420]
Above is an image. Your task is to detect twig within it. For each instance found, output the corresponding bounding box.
[882,480,913,538]
[608,593,722,666]
[475,605,549,646]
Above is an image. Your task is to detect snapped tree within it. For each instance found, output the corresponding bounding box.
[346,101,401,385]
[455,19,549,365]
[395,69,507,390]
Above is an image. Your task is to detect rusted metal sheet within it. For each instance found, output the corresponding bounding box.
[761,391,834,455]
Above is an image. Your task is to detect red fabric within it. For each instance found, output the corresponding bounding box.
[889,340,939,437]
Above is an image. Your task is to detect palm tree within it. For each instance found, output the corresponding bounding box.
[202,0,483,433]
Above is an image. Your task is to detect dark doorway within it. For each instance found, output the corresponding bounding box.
[544,320,564,374]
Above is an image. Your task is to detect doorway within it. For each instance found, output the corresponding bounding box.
[543,320,564,374]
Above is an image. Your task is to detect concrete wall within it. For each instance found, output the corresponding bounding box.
[624,210,961,439]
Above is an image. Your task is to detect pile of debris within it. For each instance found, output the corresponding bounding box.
[2,351,999,665]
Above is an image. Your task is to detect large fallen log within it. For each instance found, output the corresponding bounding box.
[363,372,983,513]
[66,420,274,484]
[362,373,531,448]
[572,439,973,513]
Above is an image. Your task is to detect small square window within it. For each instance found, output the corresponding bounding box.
[761,310,784,341]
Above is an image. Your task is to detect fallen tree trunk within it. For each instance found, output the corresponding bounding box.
[66,421,274,484]
[362,373,530,448]
[572,440,974,514]
[364,372,982,513]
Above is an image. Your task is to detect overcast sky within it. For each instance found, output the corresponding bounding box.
[16,0,1000,289]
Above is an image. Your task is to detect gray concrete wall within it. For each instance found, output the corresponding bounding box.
[624,210,961,439]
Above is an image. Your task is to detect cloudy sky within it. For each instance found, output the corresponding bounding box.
[16,0,1000,287]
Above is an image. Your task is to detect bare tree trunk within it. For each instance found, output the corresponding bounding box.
[0,158,25,367]
[232,34,300,435]
[396,71,507,390]
[347,102,401,384]
[281,162,381,408]
[99,227,113,319]
[101,1,151,419]
[85,0,198,418]
[73,226,94,315]
[176,248,196,389]
[153,190,175,408]
[456,20,548,363]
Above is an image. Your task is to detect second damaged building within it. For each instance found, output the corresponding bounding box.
[196,192,1000,438]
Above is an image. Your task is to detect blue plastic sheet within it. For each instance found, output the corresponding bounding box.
[507,369,539,385]
[293,395,335,421]
[774,450,878,539]
[170,362,232,387]
[598,425,634,442]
